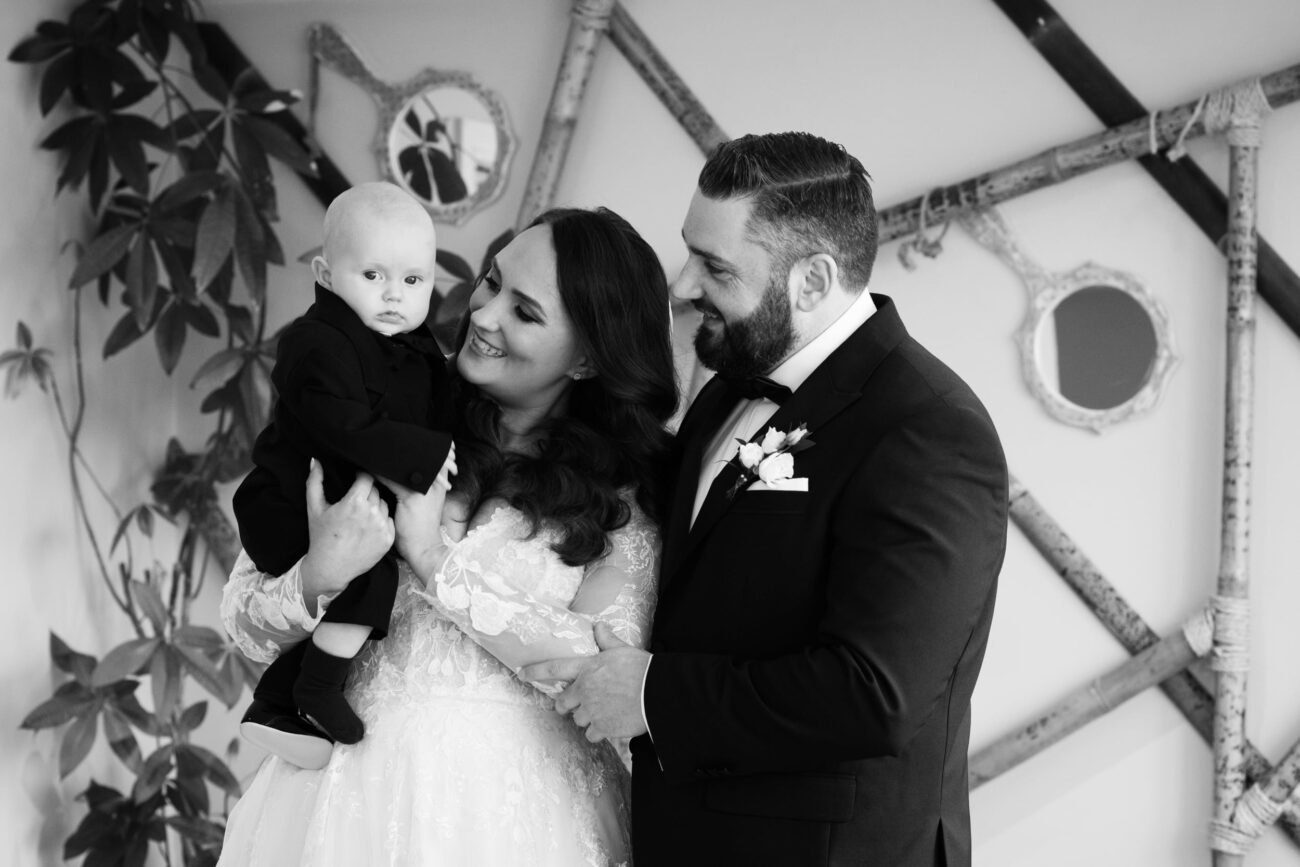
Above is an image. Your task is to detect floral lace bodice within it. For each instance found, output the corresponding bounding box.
[221,496,660,714]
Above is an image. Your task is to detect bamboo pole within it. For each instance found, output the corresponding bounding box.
[1007,476,1300,845]
[876,62,1300,244]
[990,0,1300,344]
[969,609,1212,788]
[515,0,616,230]
[606,2,729,156]
[1209,87,1267,867]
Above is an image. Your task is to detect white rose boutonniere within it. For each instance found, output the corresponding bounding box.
[722,424,814,499]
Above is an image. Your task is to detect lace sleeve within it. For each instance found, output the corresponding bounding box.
[219,549,339,663]
[411,499,660,692]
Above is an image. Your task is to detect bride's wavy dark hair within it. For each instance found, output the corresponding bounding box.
[447,207,678,567]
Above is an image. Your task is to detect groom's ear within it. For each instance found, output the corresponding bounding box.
[791,253,838,313]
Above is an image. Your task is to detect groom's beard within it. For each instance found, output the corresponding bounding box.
[694,272,796,379]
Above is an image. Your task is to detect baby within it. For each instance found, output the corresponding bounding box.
[232,182,455,768]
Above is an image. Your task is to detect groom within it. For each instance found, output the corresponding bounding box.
[522,132,1008,866]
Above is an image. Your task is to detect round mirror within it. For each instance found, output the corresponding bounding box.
[1035,284,1159,411]
[309,23,515,226]
[1017,263,1178,432]
[385,82,511,220]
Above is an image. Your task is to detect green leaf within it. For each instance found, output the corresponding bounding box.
[69,223,137,289]
[131,745,174,803]
[58,711,98,778]
[188,347,244,392]
[163,108,221,144]
[39,53,75,115]
[175,644,234,707]
[9,37,65,65]
[192,184,236,292]
[102,310,146,359]
[111,691,163,737]
[125,234,159,332]
[50,632,98,683]
[40,115,96,152]
[178,700,208,734]
[63,806,118,858]
[164,815,226,846]
[177,743,241,797]
[129,580,169,634]
[155,169,223,212]
[154,300,186,374]
[231,120,274,216]
[237,356,272,435]
[21,683,97,729]
[135,505,154,536]
[232,186,267,300]
[137,7,170,66]
[190,60,229,104]
[225,304,254,344]
[436,249,475,283]
[109,509,135,554]
[238,114,314,173]
[150,647,181,721]
[110,80,156,111]
[87,139,111,212]
[92,637,159,687]
[181,300,220,337]
[106,126,149,196]
[173,625,225,652]
[101,705,142,773]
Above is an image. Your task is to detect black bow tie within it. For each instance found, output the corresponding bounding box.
[718,374,793,405]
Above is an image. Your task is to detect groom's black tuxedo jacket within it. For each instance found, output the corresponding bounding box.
[631,295,1008,867]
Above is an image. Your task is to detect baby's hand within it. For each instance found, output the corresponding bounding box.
[441,491,471,543]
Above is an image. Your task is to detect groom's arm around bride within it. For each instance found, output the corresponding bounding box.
[524,131,1008,867]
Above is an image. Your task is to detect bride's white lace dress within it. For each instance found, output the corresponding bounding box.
[217,497,659,867]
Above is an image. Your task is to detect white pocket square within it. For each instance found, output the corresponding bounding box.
[748,477,809,492]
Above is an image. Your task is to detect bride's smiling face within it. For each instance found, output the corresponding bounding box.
[456,224,587,411]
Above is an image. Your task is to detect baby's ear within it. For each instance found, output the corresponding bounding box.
[310,255,331,288]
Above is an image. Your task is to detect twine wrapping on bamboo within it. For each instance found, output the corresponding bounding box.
[515,0,615,229]
[1212,784,1287,856]
[969,607,1213,788]
[1209,90,1264,865]
[897,190,951,271]
[1210,594,1250,674]
[876,62,1300,247]
[1007,476,1300,846]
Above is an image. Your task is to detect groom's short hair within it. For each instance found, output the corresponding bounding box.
[698,131,878,292]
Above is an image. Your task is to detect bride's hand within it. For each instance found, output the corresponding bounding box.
[301,459,394,601]
[379,444,458,583]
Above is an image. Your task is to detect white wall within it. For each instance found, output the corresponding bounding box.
[4,0,1300,864]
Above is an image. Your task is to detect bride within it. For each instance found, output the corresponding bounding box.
[217,207,677,866]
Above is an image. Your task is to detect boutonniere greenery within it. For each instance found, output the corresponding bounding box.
[724,424,814,499]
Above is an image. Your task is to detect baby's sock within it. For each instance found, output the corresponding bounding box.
[293,644,364,744]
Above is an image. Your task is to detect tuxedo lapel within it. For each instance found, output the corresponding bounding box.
[661,376,740,589]
[668,295,909,583]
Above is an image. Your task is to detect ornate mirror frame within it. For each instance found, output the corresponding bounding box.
[958,207,1179,432]
[308,22,516,225]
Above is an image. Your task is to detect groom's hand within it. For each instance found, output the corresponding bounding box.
[521,622,651,743]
